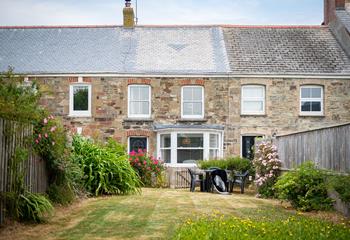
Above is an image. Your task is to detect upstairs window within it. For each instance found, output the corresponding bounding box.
[241,85,265,115]
[181,86,204,119]
[128,85,151,118]
[300,86,323,116]
[69,84,91,117]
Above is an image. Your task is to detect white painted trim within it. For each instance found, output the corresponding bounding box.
[181,86,205,119]
[127,136,149,153]
[299,85,324,116]
[241,85,265,115]
[127,84,151,119]
[25,73,350,79]
[69,84,92,117]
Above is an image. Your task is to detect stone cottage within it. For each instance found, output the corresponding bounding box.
[0,0,350,166]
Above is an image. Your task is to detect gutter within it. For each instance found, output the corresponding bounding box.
[22,73,350,80]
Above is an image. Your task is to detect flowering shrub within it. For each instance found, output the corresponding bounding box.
[129,149,165,187]
[33,115,67,169]
[253,141,281,198]
[33,115,81,204]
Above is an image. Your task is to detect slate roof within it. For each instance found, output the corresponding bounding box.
[0,25,350,76]
[0,26,230,75]
[223,26,350,75]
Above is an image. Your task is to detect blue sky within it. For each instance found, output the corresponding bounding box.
[0,0,324,26]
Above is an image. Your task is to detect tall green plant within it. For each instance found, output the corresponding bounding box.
[71,136,141,196]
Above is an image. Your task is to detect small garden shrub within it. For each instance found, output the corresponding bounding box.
[275,162,333,211]
[18,192,53,223]
[198,157,253,173]
[71,135,141,196]
[253,141,281,198]
[327,174,350,203]
[172,215,350,240]
[129,149,165,187]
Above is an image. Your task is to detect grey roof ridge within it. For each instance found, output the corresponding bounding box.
[0,24,326,29]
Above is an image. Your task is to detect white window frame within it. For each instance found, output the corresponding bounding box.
[159,134,171,164]
[128,85,151,119]
[181,86,204,119]
[156,129,224,167]
[128,136,149,153]
[241,85,265,115]
[300,85,324,116]
[69,84,92,117]
[209,133,220,160]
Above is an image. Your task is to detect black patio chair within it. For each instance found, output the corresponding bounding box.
[229,170,249,194]
[188,168,204,192]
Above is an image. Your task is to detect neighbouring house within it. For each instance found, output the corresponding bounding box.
[0,0,349,167]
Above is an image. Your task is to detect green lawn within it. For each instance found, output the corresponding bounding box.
[0,188,348,240]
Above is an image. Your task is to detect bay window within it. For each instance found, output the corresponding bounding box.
[157,130,223,165]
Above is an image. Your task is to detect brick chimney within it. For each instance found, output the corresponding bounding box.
[123,0,135,28]
[324,0,345,25]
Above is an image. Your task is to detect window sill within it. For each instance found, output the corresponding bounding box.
[240,114,266,117]
[123,118,154,122]
[177,118,207,122]
[68,114,92,118]
[299,114,325,117]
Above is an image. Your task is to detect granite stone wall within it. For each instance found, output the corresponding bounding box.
[32,76,350,157]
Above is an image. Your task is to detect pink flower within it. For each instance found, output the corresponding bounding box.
[43,118,48,124]
[35,139,39,144]
[138,148,143,153]
[143,161,147,165]
[50,126,56,132]
[130,150,136,156]
[49,115,54,120]
[129,157,132,161]
[52,141,55,146]
[44,133,48,138]
[135,158,139,162]
[138,163,141,166]
[147,167,151,171]
[38,134,42,139]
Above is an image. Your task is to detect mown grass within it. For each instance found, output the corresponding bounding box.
[0,188,348,240]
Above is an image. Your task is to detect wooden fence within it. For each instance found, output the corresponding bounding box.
[0,118,48,225]
[275,123,350,172]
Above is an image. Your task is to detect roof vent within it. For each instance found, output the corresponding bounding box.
[123,0,135,28]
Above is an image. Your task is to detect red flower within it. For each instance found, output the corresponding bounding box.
[143,161,147,165]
